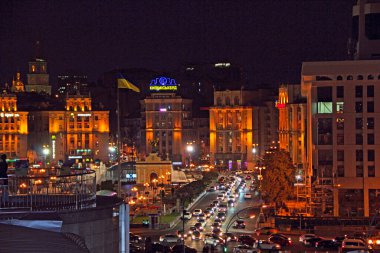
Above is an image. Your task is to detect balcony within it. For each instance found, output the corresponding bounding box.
[0,170,96,212]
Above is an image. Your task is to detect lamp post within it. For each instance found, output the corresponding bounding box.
[186,143,194,168]
[255,165,266,190]
[42,145,50,167]
[252,143,258,167]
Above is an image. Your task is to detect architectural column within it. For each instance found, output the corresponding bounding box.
[333,188,339,216]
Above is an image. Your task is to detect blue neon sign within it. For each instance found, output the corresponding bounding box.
[149,76,177,91]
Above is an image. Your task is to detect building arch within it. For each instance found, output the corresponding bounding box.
[150,172,158,183]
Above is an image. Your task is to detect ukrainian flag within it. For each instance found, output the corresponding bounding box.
[117,76,140,93]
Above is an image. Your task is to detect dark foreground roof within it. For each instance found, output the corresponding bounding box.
[0,223,89,253]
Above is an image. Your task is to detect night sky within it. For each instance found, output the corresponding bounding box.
[0,0,355,88]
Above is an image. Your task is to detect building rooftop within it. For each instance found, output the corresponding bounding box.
[302,60,380,75]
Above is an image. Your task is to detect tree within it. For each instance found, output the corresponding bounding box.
[261,149,296,205]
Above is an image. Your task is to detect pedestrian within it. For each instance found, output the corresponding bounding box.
[0,154,8,185]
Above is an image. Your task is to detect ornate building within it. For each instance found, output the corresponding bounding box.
[26,57,51,95]
[0,93,28,159]
[11,72,25,92]
[28,94,109,166]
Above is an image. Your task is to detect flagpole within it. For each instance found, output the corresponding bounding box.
[117,79,122,198]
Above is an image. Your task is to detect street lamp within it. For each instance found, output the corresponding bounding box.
[186,143,194,168]
[131,186,138,199]
[166,171,171,186]
[42,145,50,167]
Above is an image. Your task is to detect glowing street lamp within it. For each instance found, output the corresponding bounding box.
[131,186,138,198]
[42,145,50,167]
[186,143,194,168]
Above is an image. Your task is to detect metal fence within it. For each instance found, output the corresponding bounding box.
[0,170,96,211]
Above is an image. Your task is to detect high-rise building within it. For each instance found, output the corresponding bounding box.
[301,0,380,217]
[0,93,28,159]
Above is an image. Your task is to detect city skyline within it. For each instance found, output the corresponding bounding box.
[0,0,354,87]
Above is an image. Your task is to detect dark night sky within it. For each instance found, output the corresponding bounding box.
[0,0,355,88]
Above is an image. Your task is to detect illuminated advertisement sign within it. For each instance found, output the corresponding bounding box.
[0,113,19,117]
[150,77,177,91]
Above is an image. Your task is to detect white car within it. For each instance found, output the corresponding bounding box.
[341,238,371,252]
[257,240,281,250]
[217,194,224,201]
[183,211,192,220]
[192,209,202,216]
[244,193,252,199]
[233,244,260,253]
[204,234,225,246]
[299,233,316,242]
[159,234,180,243]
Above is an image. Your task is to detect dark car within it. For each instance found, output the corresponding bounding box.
[212,228,223,237]
[151,242,172,253]
[224,232,238,242]
[232,219,246,229]
[130,244,143,253]
[303,237,323,247]
[194,222,204,231]
[171,245,197,253]
[269,234,292,246]
[238,235,256,246]
[315,239,339,250]
[191,231,202,240]
[130,232,143,243]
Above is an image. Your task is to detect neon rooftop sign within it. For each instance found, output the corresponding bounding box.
[149,77,177,91]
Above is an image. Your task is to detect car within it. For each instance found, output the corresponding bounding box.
[212,200,220,206]
[315,239,339,250]
[176,229,187,239]
[233,219,246,229]
[228,199,235,207]
[183,211,192,220]
[129,232,143,243]
[197,217,206,224]
[218,204,228,212]
[197,213,206,220]
[217,212,226,221]
[238,235,257,246]
[245,175,251,180]
[236,170,243,175]
[211,222,221,230]
[228,195,236,202]
[130,243,143,253]
[204,233,225,246]
[299,233,316,242]
[244,193,252,199]
[254,226,278,236]
[207,186,216,192]
[206,207,215,215]
[194,222,204,231]
[256,240,281,250]
[151,242,172,253]
[303,236,323,247]
[367,236,380,246]
[192,209,202,216]
[214,218,222,224]
[188,226,197,235]
[212,227,223,237]
[268,234,292,246]
[217,194,224,201]
[159,234,181,243]
[224,232,238,242]
[233,244,260,253]
[340,238,372,253]
[171,244,197,253]
[204,210,211,218]
[191,230,202,240]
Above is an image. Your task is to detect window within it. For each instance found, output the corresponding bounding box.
[355,86,363,97]
[357,75,364,80]
[337,76,343,80]
[337,165,345,177]
[336,102,344,113]
[367,101,374,113]
[318,118,332,145]
[317,87,332,101]
[368,134,375,145]
[355,102,363,113]
[367,85,374,97]
[367,118,374,129]
[356,118,363,129]
[234,96,239,105]
[356,134,363,145]
[356,150,363,161]
[368,75,374,80]
[368,150,375,161]
[225,97,231,106]
[368,166,375,177]
[337,134,344,145]
[356,166,364,177]
[337,150,344,161]
[336,118,344,130]
[216,97,222,106]
[336,86,344,98]
[318,102,333,113]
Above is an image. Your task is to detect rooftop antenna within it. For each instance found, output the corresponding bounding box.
[35,40,41,59]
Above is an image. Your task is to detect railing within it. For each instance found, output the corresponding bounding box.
[0,170,96,212]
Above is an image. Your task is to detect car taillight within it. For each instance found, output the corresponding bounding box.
[315,242,318,247]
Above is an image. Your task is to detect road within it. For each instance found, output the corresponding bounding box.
[131,174,343,252]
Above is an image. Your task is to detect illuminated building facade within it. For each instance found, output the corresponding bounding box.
[28,94,109,165]
[57,74,89,95]
[26,58,51,95]
[0,93,28,158]
[11,72,25,92]
[277,84,307,168]
[210,89,278,170]
[141,92,194,164]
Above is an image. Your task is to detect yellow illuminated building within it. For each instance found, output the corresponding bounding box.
[28,94,109,164]
[11,72,25,92]
[0,93,28,158]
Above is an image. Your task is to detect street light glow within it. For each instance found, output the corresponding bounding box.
[186,144,194,153]
[42,147,50,155]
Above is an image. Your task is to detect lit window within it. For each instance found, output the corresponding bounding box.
[32,65,36,72]
[336,102,344,113]
[317,102,333,113]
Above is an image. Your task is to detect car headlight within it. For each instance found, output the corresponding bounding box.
[376,240,380,245]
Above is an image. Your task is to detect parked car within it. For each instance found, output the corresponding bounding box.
[192,209,202,216]
[159,234,180,243]
[315,239,339,250]
[232,219,246,229]
[254,227,278,236]
[268,234,292,246]
[233,244,260,253]
[238,235,257,246]
[171,245,197,253]
[204,233,225,246]
[256,240,281,250]
[303,237,323,247]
